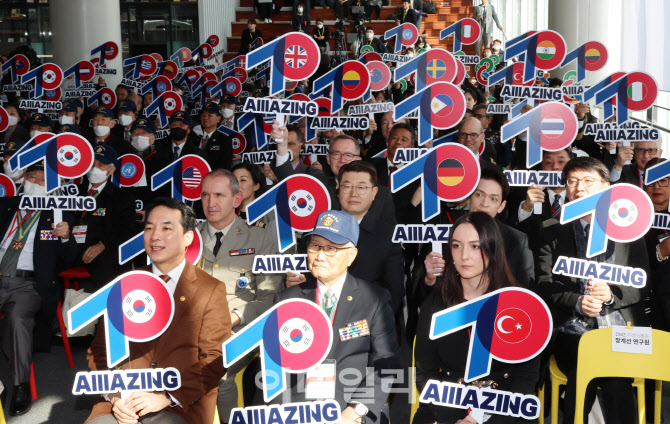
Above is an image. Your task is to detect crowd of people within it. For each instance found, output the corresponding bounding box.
[0,1,665,424]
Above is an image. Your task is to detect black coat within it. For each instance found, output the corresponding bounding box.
[414,293,540,424]
[196,130,233,171]
[239,28,263,55]
[274,275,399,423]
[614,163,644,188]
[535,218,649,329]
[398,8,418,26]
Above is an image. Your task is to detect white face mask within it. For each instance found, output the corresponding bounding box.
[3,161,22,181]
[30,130,45,139]
[8,115,19,127]
[23,180,46,197]
[131,135,151,151]
[58,115,74,125]
[518,132,528,141]
[118,114,134,127]
[317,23,323,29]
[493,45,501,51]
[366,32,374,39]
[297,7,303,12]
[87,166,110,184]
[93,125,111,137]
[222,108,234,118]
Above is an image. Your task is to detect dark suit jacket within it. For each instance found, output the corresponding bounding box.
[199,130,233,171]
[239,28,263,55]
[84,129,127,159]
[86,262,232,424]
[0,197,79,322]
[362,37,387,54]
[614,163,644,188]
[274,275,399,423]
[535,218,649,329]
[414,293,540,424]
[370,158,419,225]
[155,138,205,163]
[399,8,418,27]
[506,187,565,250]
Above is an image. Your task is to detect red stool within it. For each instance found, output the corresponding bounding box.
[0,313,37,400]
[57,266,91,369]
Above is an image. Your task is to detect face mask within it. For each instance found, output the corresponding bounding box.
[317,23,323,29]
[87,166,110,184]
[366,33,373,39]
[118,114,134,126]
[8,115,18,127]
[30,130,45,139]
[3,161,22,180]
[131,135,151,151]
[418,43,424,48]
[493,45,501,51]
[58,115,74,125]
[93,125,110,137]
[222,108,234,118]
[297,7,303,12]
[170,127,188,141]
[23,180,46,197]
[518,132,528,141]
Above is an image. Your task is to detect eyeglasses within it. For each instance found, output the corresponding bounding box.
[565,177,605,187]
[646,178,670,188]
[457,132,482,140]
[339,184,373,195]
[330,152,360,161]
[307,241,353,257]
[634,148,659,156]
[474,114,487,119]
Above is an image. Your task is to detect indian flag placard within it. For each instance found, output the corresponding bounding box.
[537,41,556,61]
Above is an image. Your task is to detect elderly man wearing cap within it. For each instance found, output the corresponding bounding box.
[73,144,136,288]
[57,98,80,127]
[0,160,79,415]
[196,101,233,171]
[220,95,237,130]
[112,99,139,149]
[160,111,203,162]
[27,113,52,140]
[85,106,126,157]
[274,210,399,424]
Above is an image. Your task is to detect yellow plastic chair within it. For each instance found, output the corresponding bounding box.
[0,393,5,424]
[214,405,220,424]
[538,355,568,424]
[410,337,419,423]
[574,327,667,424]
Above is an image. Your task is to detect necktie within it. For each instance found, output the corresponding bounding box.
[87,188,95,197]
[159,274,170,284]
[483,5,487,22]
[172,146,180,161]
[323,288,336,317]
[584,224,590,238]
[213,231,223,256]
[125,129,131,142]
[202,134,210,149]
[552,194,562,217]
[388,166,398,188]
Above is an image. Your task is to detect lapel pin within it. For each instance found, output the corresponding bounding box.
[347,296,353,301]
[236,226,241,232]
[180,296,186,302]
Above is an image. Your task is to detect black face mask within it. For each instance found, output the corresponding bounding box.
[170,127,188,141]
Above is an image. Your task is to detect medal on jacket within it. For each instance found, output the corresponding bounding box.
[237,269,249,288]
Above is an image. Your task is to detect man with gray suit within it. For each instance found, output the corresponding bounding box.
[198,169,282,422]
[473,0,503,55]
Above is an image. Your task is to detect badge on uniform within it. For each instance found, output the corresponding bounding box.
[73,225,87,244]
[339,319,370,341]
[237,276,249,288]
[229,248,255,256]
[93,208,106,216]
[210,145,220,151]
[40,230,56,241]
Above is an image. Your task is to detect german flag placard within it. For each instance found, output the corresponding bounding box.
[429,144,480,201]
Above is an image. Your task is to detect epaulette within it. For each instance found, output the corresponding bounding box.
[254,221,266,228]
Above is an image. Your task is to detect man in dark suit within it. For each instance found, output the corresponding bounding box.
[86,198,232,424]
[362,27,387,54]
[270,124,326,182]
[196,102,233,171]
[275,210,399,423]
[110,99,139,153]
[74,144,136,289]
[535,157,647,424]
[506,148,572,249]
[84,106,127,157]
[157,111,204,163]
[396,0,418,28]
[610,140,662,188]
[0,161,78,415]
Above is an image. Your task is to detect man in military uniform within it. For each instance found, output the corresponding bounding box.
[197,169,281,422]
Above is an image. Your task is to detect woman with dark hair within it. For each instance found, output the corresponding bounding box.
[414,212,540,424]
[231,162,278,233]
